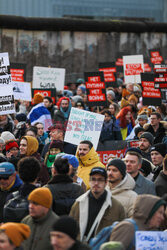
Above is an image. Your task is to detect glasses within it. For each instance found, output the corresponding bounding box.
[0,176,10,180]
[90,177,106,183]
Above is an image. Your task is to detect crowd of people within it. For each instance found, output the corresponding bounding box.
[0,77,167,249]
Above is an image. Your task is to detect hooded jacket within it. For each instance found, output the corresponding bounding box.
[110,194,165,249]
[108,173,137,217]
[143,121,167,144]
[76,147,105,189]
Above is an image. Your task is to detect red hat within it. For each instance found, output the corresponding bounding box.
[6,140,19,152]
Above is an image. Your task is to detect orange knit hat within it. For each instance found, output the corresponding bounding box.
[28,187,53,209]
[33,93,44,104]
[0,223,30,247]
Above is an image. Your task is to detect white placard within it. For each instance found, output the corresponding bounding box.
[0,85,15,115]
[0,52,12,85]
[64,108,104,150]
[136,231,167,250]
[12,81,32,101]
[123,55,144,84]
[33,66,65,91]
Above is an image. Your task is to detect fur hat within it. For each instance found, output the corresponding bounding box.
[128,94,138,104]
[120,98,129,109]
[0,223,30,247]
[122,88,131,98]
[28,187,52,209]
[33,93,43,104]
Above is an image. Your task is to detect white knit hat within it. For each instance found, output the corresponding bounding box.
[1,132,16,143]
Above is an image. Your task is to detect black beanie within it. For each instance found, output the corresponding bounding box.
[107,159,126,178]
[151,143,166,157]
[52,216,79,240]
[139,132,154,145]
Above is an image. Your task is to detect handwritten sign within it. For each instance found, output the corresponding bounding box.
[0,85,15,115]
[11,81,31,101]
[64,108,104,150]
[33,66,65,91]
[123,55,144,84]
[0,52,12,85]
[136,231,167,250]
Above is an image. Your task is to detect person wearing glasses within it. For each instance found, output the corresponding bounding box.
[70,167,125,243]
[0,162,23,222]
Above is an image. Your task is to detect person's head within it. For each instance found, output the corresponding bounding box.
[60,99,69,112]
[134,127,145,139]
[1,132,15,143]
[0,137,5,153]
[19,136,39,156]
[15,113,27,125]
[49,140,64,155]
[150,112,161,127]
[48,124,64,141]
[102,110,112,123]
[76,85,86,96]
[28,187,52,219]
[62,154,79,177]
[18,157,41,183]
[33,93,43,105]
[0,162,16,189]
[34,122,44,136]
[50,216,79,250]
[0,223,30,249]
[5,140,19,158]
[151,143,166,166]
[75,100,85,110]
[25,126,38,138]
[43,96,53,108]
[137,114,148,127]
[89,167,107,198]
[125,150,142,178]
[107,90,115,101]
[140,159,153,177]
[78,140,93,157]
[139,132,154,152]
[107,159,126,187]
[52,157,69,176]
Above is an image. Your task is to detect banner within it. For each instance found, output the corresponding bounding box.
[0,52,12,85]
[10,63,26,82]
[64,108,104,150]
[11,81,31,101]
[141,73,161,106]
[123,55,144,84]
[0,85,15,115]
[33,66,65,91]
[84,71,107,107]
[99,62,117,87]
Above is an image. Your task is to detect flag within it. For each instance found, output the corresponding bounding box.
[27,103,52,131]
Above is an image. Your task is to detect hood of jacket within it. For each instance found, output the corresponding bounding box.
[76,146,101,167]
[110,173,136,195]
[22,136,39,156]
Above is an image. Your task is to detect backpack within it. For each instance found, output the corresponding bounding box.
[3,191,29,222]
[89,218,138,250]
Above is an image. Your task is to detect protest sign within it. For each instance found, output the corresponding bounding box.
[85,72,107,107]
[11,81,31,101]
[141,73,161,106]
[136,231,167,250]
[64,108,104,150]
[0,52,12,85]
[33,66,65,91]
[116,51,129,73]
[0,85,15,115]
[149,48,164,66]
[144,58,152,73]
[32,88,56,104]
[154,73,167,89]
[10,63,26,82]
[123,55,144,84]
[99,62,117,87]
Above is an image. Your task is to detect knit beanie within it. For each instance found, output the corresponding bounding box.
[1,131,16,143]
[28,187,52,209]
[139,132,154,146]
[49,140,64,152]
[151,143,166,157]
[145,199,166,224]
[107,159,126,178]
[62,154,79,169]
[15,113,27,122]
[21,136,39,156]
[33,93,43,104]
[140,159,152,177]
[107,90,115,99]
[134,127,144,137]
[5,140,19,151]
[52,216,79,240]
[137,114,148,121]
[0,223,30,247]
[0,137,5,145]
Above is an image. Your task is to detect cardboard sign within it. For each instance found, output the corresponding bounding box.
[141,73,161,106]
[64,108,104,150]
[11,81,31,101]
[99,62,117,87]
[10,63,26,82]
[85,72,107,107]
[149,48,164,66]
[0,85,15,115]
[32,88,56,104]
[0,52,12,85]
[136,231,167,250]
[33,66,65,91]
[123,55,144,84]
